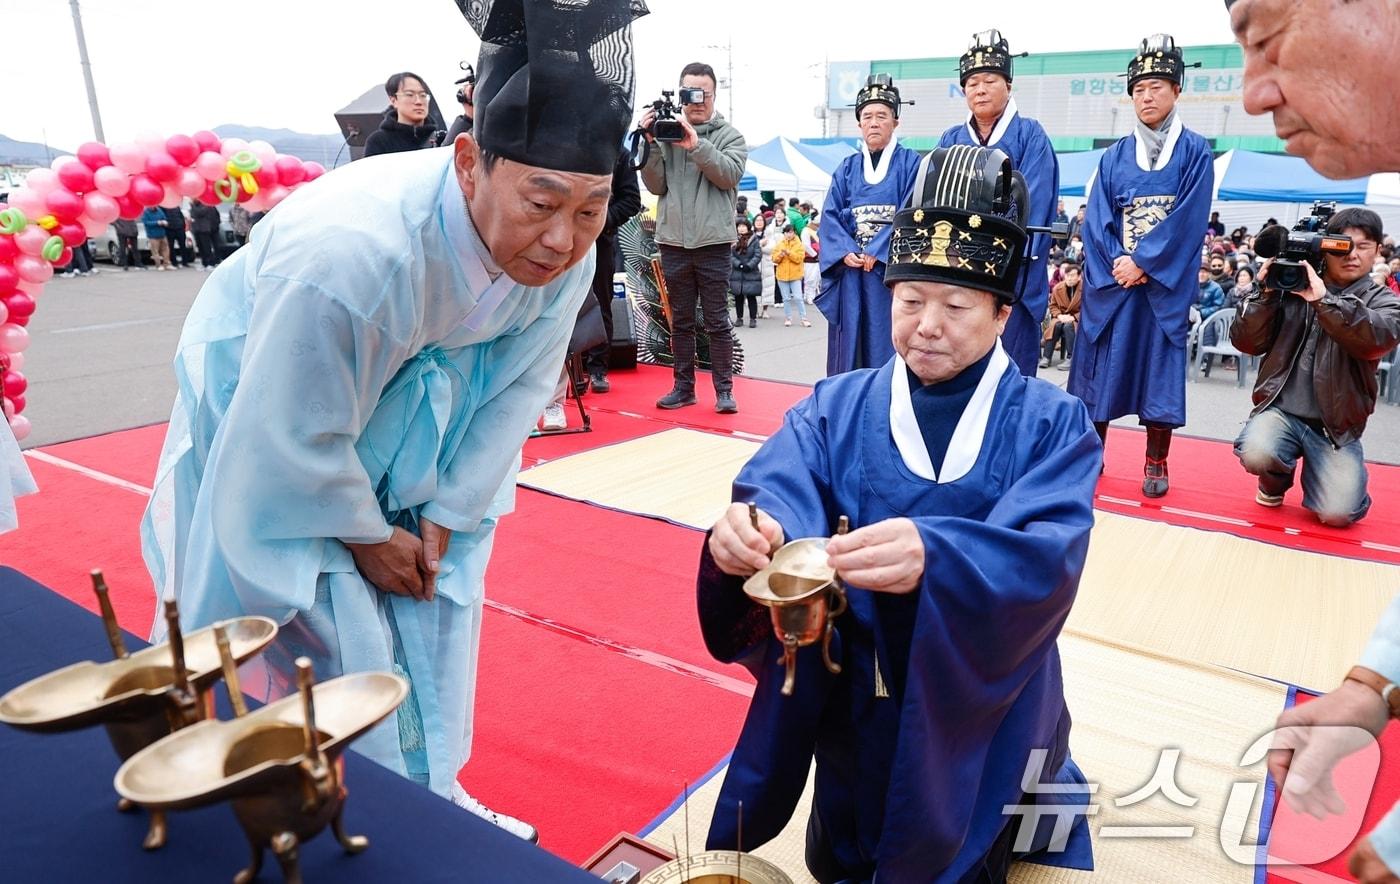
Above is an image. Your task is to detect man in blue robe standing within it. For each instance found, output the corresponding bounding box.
[1067,35,1214,497]
[817,74,921,375]
[699,145,1098,883]
[938,30,1060,377]
[139,0,649,841]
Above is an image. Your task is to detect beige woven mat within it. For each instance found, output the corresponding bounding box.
[1071,511,1399,690]
[646,633,1288,883]
[517,427,759,531]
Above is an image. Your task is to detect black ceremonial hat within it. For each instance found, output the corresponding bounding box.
[885,145,1029,305]
[457,0,649,175]
[959,30,1014,85]
[855,74,904,119]
[1127,34,1186,90]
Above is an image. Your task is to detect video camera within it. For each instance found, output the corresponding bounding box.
[626,87,706,171]
[1256,201,1354,295]
[643,88,704,143]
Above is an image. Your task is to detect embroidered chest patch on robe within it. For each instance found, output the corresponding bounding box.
[1122,194,1176,253]
[854,204,898,250]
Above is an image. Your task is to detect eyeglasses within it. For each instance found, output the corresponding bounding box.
[396,90,430,102]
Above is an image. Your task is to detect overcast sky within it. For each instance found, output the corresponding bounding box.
[3,0,1240,154]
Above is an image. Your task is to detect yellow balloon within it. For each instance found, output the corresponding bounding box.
[38,215,59,230]
[241,173,259,195]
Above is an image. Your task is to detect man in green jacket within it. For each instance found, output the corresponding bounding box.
[640,61,749,413]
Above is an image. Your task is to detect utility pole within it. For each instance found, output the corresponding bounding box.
[725,37,734,122]
[69,0,106,142]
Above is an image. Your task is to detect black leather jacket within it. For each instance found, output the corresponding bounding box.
[1231,275,1400,446]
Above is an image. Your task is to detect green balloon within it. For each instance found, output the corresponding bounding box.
[214,178,238,204]
[42,235,66,263]
[228,150,261,174]
[0,207,27,235]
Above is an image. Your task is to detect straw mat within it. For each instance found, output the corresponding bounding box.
[645,633,1287,883]
[518,427,760,530]
[1072,512,1399,691]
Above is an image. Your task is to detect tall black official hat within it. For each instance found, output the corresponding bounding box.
[1127,34,1186,90]
[854,74,905,119]
[959,30,1015,85]
[885,145,1030,305]
[457,0,649,175]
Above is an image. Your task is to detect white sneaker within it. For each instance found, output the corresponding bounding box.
[450,784,539,842]
[540,402,567,431]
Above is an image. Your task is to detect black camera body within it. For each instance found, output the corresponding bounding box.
[645,91,686,142]
[1261,201,1354,295]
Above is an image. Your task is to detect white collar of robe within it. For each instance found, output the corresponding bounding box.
[889,339,1010,484]
[861,134,900,185]
[440,165,519,332]
[964,96,1019,148]
[1133,112,1185,172]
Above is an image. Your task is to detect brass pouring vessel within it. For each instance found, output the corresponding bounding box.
[114,657,408,884]
[0,571,278,849]
[741,508,850,696]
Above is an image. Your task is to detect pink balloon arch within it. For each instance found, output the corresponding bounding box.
[0,131,326,440]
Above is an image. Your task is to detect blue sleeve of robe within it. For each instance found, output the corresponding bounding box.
[419,267,586,532]
[1082,150,1122,294]
[819,159,860,276]
[1128,137,1215,296]
[1019,123,1060,312]
[206,275,411,612]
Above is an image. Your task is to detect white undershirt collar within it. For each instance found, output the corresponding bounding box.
[965,97,1018,148]
[888,339,1010,484]
[862,136,899,185]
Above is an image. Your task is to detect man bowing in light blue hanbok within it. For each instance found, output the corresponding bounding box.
[938,30,1060,378]
[1066,35,1214,498]
[817,75,921,375]
[140,0,649,841]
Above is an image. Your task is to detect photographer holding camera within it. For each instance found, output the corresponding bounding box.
[1231,207,1400,527]
[639,62,749,414]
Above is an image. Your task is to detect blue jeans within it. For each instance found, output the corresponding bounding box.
[1234,406,1371,526]
[779,279,806,320]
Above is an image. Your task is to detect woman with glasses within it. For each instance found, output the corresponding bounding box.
[364,71,442,157]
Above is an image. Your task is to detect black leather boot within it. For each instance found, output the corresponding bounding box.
[1142,425,1172,498]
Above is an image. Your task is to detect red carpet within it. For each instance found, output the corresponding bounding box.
[1098,427,1400,565]
[588,364,810,438]
[32,422,167,489]
[468,607,749,862]
[486,491,741,679]
[1266,690,1400,882]
[3,457,154,631]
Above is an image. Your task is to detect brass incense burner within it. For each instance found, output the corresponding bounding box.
[639,850,793,884]
[741,509,850,696]
[114,657,408,884]
[0,572,277,849]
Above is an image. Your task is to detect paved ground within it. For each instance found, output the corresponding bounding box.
[16,268,1400,464]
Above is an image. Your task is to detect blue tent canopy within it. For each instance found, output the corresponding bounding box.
[1214,150,1369,202]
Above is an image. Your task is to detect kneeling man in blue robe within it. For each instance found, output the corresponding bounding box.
[698,145,1100,882]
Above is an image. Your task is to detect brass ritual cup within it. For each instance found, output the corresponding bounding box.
[0,575,278,851]
[114,662,408,884]
[742,534,848,697]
